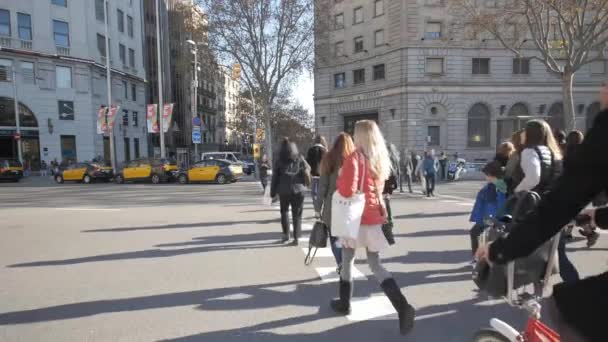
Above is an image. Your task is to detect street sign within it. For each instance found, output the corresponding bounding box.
[193,116,201,127]
[58,101,74,120]
[192,131,201,144]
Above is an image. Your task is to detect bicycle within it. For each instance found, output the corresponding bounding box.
[473,219,562,342]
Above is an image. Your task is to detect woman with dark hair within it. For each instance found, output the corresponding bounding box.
[271,138,312,245]
[565,130,584,159]
[505,129,526,195]
[317,133,356,271]
[307,135,328,212]
[494,142,515,167]
[514,120,562,194]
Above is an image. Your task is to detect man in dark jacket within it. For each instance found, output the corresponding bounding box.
[478,98,608,341]
[306,136,328,213]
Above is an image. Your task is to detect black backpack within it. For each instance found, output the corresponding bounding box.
[532,146,562,195]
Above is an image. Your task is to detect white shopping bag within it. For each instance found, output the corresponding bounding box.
[262,186,272,206]
[330,154,366,239]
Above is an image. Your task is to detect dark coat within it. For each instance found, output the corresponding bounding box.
[489,108,608,342]
[306,144,326,177]
[270,156,311,198]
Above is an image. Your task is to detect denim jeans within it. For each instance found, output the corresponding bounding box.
[425,174,436,195]
[279,193,304,241]
[558,232,580,283]
[311,177,321,212]
[329,236,342,267]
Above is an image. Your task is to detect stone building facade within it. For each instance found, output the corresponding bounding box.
[0,0,148,169]
[314,0,602,159]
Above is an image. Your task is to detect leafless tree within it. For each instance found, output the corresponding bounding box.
[453,0,608,130]
[198,0,314,159]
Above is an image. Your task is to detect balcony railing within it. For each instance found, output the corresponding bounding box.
[20,39,32,50]
[56,46,70,56]
[0,36,10,48]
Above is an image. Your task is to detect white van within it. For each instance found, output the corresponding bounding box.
[201,152,242,163]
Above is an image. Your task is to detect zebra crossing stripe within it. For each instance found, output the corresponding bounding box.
[347,296,395,321]
[316,266,365,283]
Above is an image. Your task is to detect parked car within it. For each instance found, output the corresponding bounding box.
[0,159,23,182]
[240,156,256,175]
[201,152,242,163]
[114,158,178,184]
[177,159,243,184]
[54,162,113,184]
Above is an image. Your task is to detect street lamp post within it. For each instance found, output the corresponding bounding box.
[104,0,117,172]
[11,68,22,164]
[187,40,199,161]
[155,0,166,158]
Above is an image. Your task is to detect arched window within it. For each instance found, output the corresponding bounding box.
[468,103,491,147]
[0,97,38,128]
[497,103,529,146]
[508,103,529,117]
[548,102,564,131]
[586,102,601,130]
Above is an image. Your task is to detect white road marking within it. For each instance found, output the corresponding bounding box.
[347,296,395,321]
[456,203,474,207]
[54,208,121,211]
[316,266,364,283]
[301,223,313,231]
[301,247,335,258]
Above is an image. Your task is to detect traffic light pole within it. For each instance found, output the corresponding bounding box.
[155,0,166,158]
[249,90,259,179]
[104,0,116,172]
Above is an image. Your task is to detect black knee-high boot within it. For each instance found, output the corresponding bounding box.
[380,278,415,335]
[330,280,352,315]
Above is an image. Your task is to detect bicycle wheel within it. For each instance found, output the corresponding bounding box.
[473,328,511,342]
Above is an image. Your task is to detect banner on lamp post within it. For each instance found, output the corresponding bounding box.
[162,103,174,133]
[147,104,159,133]
[106,105,120,132]
[96,106,108,134]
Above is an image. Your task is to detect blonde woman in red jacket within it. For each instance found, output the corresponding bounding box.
[330,120,415,335]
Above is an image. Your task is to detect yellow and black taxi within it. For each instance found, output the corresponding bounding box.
[176,159,243,185]
[0,159,24,182]
[54,162,114,184]
[115,158,178,184]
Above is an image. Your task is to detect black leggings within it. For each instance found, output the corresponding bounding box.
[279,193,304,240]
[470,223,485,255]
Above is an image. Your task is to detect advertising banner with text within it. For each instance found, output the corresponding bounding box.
[96,106,108,134]
[162,103,174,133]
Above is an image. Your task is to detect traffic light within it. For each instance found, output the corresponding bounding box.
[256,127,264,141]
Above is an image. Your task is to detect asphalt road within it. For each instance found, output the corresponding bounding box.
[0,177,605,341]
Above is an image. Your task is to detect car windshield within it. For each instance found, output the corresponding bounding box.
[161,158,177,165]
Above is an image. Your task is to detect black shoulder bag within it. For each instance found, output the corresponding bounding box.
[304,218,328,265]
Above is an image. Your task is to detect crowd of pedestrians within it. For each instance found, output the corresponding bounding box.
[261,83,608,341]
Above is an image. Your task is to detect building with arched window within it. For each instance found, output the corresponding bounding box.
[313,0,598,158]
[0,0,148,169]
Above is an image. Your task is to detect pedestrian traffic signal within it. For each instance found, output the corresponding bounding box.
[253,144,261,160]
[256,128,264,141]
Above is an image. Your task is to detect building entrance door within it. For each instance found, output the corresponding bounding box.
[343,113,379,137]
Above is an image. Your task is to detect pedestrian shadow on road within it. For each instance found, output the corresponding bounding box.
[83,216,315,233]
[7,231,290,268]
[365,249,471,265]
[395,229,470,238]
[394,211,470,220]
[83,219,282,233]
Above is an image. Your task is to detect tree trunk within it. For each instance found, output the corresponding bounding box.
[562,71,576,131]
[263,102,274,164]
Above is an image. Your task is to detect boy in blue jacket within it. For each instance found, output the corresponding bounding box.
[469,161,507,256]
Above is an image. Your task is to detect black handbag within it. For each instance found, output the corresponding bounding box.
[304,220,328,265]
[382,222,395,245]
